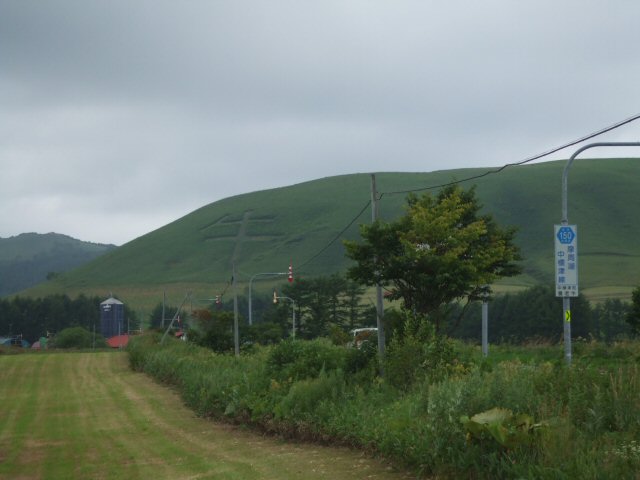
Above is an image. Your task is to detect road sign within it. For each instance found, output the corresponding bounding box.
[555,225,578,297]
[556,226,575,244]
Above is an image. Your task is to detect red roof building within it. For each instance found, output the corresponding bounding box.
[106,334,129,349]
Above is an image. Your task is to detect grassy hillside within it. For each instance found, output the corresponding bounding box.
[26,158,640,309]
[0,233,115,297]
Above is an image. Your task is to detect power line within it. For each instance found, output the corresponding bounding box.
[282,113,640,271]
[297,200,371,271]
[380,112,640,196]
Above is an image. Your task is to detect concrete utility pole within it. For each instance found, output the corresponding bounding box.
[161,292,191,344]
[371,174,386,368]
[482,298,489,357]
[559,141,640,365]
[233,263,240,357]
[161,290,166,329]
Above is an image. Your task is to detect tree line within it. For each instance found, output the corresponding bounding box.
[179,274,377,352]
[0,294,139,343]
[1,283,637,349]
[453,284,635,343]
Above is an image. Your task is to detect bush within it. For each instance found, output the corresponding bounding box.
[52,326,106,349]
[384,315,461,389]
[266,338,349,382]
[275,369,346,421]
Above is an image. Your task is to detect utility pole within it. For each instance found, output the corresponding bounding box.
[161,290,166,329]
[482,297,489,357]
[161,292,191,344]
[233,263,240,357]
[371,174,386,369]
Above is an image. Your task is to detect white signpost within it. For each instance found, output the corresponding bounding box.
[555,225,578,297]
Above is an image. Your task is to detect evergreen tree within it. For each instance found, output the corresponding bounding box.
[626,286,640,335]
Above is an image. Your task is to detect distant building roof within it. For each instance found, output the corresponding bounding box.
[1,337,31,348]
[106,334,129,348]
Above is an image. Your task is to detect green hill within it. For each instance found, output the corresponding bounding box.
[0,233,116,297]
[26,158,640,309]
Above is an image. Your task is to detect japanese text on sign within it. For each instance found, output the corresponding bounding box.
[555,225,578,297]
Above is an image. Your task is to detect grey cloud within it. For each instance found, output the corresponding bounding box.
[2,1,640,244]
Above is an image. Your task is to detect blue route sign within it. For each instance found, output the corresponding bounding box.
[556,226,576,245]
[555,225,578,297]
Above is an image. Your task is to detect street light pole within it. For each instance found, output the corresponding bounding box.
[249,272,287,325]
[560,141,640,365]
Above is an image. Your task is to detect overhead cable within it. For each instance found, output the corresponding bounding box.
[381,112,640,196]
[284,113,640,270]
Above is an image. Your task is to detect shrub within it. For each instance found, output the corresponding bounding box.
[266,338,348,381]
[274,369,346,421]
[384,316,460,389]
[52,326,106,349]
[127,335,640,479]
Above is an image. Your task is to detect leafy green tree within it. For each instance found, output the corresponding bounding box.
[245,321,287,345]
[593,298,631,341]
[189,309,235,352]
[52,326,106,349]
[148,302,179,330]
[345,185,521,332]
[279,273,370,339]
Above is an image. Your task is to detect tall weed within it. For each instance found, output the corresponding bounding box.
[128,334,640,479]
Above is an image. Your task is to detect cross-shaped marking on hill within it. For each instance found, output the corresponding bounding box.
[201,210,281,263]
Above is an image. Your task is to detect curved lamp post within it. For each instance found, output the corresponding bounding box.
[559,141,640,364]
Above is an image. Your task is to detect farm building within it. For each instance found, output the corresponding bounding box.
[100,296,124,339]
[1,336,31,348]
[106,334,129,349]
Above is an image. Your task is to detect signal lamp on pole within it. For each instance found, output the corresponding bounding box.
[288,262,293,283]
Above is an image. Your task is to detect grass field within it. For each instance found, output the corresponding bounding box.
[0,351,411,480]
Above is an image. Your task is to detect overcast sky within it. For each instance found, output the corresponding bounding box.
[2,1,640,246]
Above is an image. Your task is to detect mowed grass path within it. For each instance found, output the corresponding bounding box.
[0,352,411,480]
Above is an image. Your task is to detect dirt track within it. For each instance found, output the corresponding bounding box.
[0,352,413,479]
